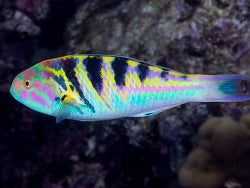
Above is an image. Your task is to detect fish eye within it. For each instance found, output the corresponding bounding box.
[24,79,32,89]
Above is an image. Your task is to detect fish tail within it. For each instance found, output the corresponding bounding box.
[198,74,250,102]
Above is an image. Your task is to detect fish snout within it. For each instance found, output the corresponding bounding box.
[11,76,24,94]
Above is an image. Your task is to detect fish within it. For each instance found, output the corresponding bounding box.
[10,55,250,123]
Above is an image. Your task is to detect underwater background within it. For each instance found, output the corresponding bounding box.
[0,0,249,187]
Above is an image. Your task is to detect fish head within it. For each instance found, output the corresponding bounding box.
[10,62,59,116]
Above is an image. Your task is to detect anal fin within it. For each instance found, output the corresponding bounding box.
[130,104,184,117]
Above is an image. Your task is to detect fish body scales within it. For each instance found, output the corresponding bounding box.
[40,55,203,120]
[10,54,250,122]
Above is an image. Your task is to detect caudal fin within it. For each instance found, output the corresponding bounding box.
[199,75,250,102]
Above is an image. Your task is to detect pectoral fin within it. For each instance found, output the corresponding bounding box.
[53,93,89,123]
[56,102,86,123]
[56,103,72,123]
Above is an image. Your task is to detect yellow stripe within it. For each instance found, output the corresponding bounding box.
[149,66,163,73]
[102,56,115,64]
[126,71,141,88]
[127,60,139,68]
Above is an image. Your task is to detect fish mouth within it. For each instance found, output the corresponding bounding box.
[9,85,15,98]
[10,84,21,102]
[10,89,19,102]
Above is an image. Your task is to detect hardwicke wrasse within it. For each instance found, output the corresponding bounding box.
[10,55,250,123]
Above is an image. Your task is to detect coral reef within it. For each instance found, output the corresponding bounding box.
[178,114,250,188]
[0,0,249,187]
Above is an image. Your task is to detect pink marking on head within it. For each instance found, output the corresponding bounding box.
[12,77,23,93]
[30,90,50,108]
[41,70,54,80]
[22,69,37,79]
[39,60,50,67]
[33,79,41,90]
[33,79,56,101]
[19,89,27,100]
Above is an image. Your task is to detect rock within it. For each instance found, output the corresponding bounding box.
[178,148,227,188]
[179,114,250,188]
[211,117,249,162]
